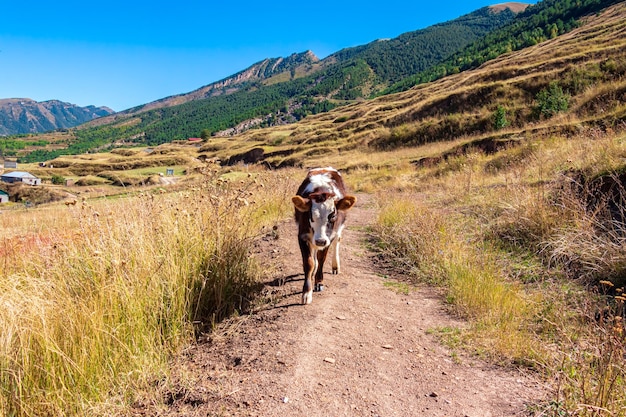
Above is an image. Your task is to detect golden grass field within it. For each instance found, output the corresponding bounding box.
[1,3,626,416]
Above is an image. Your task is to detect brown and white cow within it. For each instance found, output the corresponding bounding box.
[292,167,356,305]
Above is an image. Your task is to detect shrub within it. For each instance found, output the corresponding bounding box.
[50,174,65,185]
[534,82,570,119]
[492,105,509,130]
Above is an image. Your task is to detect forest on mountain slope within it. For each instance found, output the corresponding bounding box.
[325,6,517,86]
[385,0,625,93]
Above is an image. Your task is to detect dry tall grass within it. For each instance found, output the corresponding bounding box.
[0,167,296,416]
[369,131,626,415]
[373,194,542,362]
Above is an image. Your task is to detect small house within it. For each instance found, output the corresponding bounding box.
[0,190,8,203]
[0,171,42,186]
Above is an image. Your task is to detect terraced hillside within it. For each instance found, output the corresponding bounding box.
[199,2,626,170]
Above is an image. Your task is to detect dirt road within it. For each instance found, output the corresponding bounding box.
[144,194,544,416]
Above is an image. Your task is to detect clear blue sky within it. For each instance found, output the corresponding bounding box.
[0,1,537,112]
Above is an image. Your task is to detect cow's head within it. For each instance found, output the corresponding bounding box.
[292,192,356,249]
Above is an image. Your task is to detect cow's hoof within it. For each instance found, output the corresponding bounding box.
[302,290,313,305]
[314,283,324,292]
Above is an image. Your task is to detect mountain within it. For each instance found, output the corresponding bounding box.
[192,0,626,169]
[9,0,612,163]
[30,0,626,186]
[68,5,522,148]
[0,99,114,136]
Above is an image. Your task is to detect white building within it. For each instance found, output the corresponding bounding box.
[0,171,42,186]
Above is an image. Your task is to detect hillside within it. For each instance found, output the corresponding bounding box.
[0,99,113,136]
[184,1,626,170]
[385,0,625,93]
[1,4,522,164]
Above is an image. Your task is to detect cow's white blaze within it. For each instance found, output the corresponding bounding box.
[310,198,337,248]
[305,170,344,199]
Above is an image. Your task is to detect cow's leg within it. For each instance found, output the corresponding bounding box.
[300,239,317,304]
[315,246,329,292]
[332,224,347,274]
[331,236,341,274]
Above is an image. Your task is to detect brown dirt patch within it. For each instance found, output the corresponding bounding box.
[135,194,545,416]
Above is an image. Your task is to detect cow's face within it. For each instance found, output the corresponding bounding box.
[293,193,356,249]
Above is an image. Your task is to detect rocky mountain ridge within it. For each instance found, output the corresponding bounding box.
[113,51,321,118]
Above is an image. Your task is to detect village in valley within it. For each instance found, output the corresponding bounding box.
[0,151,185,207]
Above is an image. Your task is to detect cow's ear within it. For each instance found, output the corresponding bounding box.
[292,196,311,212]
[336,195,356,211]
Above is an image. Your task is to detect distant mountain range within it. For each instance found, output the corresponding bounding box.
[0,99,113,136]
